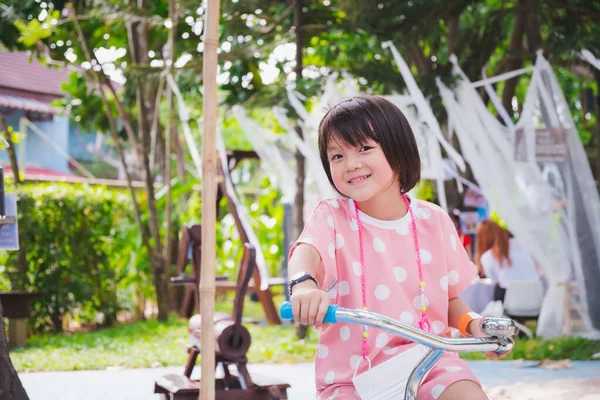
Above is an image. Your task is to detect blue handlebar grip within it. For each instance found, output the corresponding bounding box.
[279,301,339,324]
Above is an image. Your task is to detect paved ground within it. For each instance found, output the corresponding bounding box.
[19,361,600,399]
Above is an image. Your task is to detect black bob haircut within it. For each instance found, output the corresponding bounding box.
[318,95,421,195]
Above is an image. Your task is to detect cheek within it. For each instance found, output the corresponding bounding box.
[330,164,345,187]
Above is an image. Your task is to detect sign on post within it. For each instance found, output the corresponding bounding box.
[515,128,568,163]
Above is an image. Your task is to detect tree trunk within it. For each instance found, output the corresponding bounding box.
[123,0,169,320]
[0,114,21,185]
[501,0,527,115]
[293,0,309,340]
[0,302,30,400]
[524,0,542,57]
[447,15,459,56]
[0,113,28,289]
[595,69,600,189]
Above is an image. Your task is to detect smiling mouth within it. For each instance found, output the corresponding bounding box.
[348,174,371,184]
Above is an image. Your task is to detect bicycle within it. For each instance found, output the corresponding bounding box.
[280,301,516,400]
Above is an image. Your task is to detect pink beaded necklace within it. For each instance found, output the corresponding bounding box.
[353,193,430,361]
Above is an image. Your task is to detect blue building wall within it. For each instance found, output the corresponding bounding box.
[68,124,96,162]
[0,108,70,174]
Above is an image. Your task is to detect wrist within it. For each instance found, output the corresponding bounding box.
[288,271,318,296]
[290,279,318,295]
[458,312,483,337]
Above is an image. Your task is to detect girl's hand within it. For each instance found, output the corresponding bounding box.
[290,281,331,329]
[468,318,513,360]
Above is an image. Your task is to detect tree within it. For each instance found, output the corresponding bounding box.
[0,0,206,320]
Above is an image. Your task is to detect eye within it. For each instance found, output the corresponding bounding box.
[330,154,342,161]
[359,146,372,152]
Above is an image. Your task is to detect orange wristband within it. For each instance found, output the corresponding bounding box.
[458,312,483,336]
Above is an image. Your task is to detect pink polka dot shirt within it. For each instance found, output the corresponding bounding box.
[290,197,480,399]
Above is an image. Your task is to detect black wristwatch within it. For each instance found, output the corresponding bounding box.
[288,272,318,296]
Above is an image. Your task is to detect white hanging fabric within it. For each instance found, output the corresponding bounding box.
[437,53,600,338]
[381,41,472,211]
[231,105,296,203]
[581,49,600,71]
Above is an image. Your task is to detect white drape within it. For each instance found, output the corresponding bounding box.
[437,53,600,337]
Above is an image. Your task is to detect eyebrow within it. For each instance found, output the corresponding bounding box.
[327,144,341,152]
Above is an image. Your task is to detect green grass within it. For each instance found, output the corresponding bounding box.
[10,295,600,372]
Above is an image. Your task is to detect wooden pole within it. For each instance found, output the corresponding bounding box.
[200,0,220,398]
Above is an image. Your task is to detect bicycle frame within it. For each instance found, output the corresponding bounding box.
[280,302,516,400]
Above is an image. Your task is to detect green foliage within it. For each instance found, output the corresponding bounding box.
[13,10,57,46]
[0,183,139,332]
[217,168,285,279]
[414,180,437,203]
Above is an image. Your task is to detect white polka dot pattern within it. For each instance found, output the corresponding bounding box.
[431,384,446,399]
[335,234,345,249]
[420,249,432,264]
[375,332,388,348]
[382,346,398,355]
[349,354,362,370]
[338,281,350,296]
[327,215,334,229]
[448,270,459,285]
[393,267,408,283]
[375,285,391,300]
[432,321,445,334]
[444,366,463,372]
[400,311,414,325]
[373,237,386,253]
[324,370,335,384]
[352,261,361,277]
[416,207,431,219]
[316,344,329,358]
[413,295,429,309]
[339,325,350,341]
[440,275,448,291]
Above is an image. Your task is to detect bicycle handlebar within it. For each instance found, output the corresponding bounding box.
[280,301,515,354]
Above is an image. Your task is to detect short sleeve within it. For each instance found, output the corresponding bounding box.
[288,201,338,291]
[441,212,478,299]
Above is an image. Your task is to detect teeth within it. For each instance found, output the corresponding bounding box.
[350,175,369,183]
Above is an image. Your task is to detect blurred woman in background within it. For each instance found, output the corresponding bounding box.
[475,220,540,302]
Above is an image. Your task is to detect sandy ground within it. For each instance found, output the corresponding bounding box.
[485,379,600,399]
[20,362,600,400]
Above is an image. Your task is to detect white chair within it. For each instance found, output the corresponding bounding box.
[503,280,544,318]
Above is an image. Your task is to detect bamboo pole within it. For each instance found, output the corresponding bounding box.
[200,0,221,398]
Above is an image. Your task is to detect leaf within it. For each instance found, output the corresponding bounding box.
[14,19,53,47]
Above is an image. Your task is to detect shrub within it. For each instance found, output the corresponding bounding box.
[0,183,139,332]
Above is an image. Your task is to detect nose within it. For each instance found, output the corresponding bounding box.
[345,153,363,171]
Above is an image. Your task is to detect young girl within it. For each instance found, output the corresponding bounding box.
[287,96,510,400]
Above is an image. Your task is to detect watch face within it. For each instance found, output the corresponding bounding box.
[290,271,308,281]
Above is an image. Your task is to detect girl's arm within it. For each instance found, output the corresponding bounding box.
[288,244,331,328]
[447,296,476,334]
[448,296,510,359]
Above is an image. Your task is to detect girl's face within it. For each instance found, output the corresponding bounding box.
[326,138,399,202]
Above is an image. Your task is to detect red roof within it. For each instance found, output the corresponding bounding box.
[0,48,69,98]
[3,165,74,178]
[0,93,58,114]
